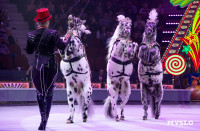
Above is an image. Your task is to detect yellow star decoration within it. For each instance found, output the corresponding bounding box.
[184,31,198,45]
[185,31,198,45]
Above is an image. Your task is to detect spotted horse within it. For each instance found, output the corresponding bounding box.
[138,9,163,120]
[104,15,138,121]
[60,15,93,123]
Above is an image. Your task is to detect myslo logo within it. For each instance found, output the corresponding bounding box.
[167,120,194,126]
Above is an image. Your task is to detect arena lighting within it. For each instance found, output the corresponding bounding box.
[168,14,183,16]
[163,31,176,33]
[162,40,170,43]
[166,23,179,25]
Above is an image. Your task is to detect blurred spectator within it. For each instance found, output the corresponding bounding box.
[27,0,36,12]
[26,0,36,29]
[47,1,55,14]
[6,30,16,45]
[139,2,150,19]
[134,15,145,34]
[99,69,104,83]
[98,13,111,27]
[96,26,107,46]
[88,16,98,36]
[0,37,10,55]
[57,25,65,36]
[51,14,59,29]
[132,31,142,44]
[36,1,44,9]
[0,10,10,26]
[157,3,164,15]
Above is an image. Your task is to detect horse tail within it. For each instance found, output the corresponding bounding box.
[104,96,114,118]
[77,95,94,118]
[150,96,156,117]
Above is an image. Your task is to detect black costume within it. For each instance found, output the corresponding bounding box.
[26,27,70,130]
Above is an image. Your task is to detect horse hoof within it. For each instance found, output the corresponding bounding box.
[120,116,125,120]
[66,119,73,124]
[115,115,120,122]
[83,119,87,122]
[155,115,159,119]
[143,116,147,120]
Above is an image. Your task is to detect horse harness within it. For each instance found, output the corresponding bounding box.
[109,39,132,77]
[63,36,88,76]
[139,42,162,86]
[139,42,161,67]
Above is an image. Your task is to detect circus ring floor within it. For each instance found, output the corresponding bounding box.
[0,104,200,131]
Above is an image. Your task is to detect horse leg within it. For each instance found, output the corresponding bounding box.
[150,95,156,117]
[109,84,119,121]
[119,80,131,120]
[155,83,163,119]
[141,83,149,120]
[66,83,76,124]
[82,85,92,122]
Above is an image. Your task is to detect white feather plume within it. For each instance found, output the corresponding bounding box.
[148,9,158,22]
[117,15,125,22]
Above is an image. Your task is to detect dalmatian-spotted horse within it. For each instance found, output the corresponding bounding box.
[138,9,163,120]
[60,15,93,123]
[104,15,138,121]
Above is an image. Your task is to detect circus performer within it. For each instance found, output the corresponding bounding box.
[26,8,72,130]
[60,15,93,123]
[138,9,163,120]
[104,15,138,121]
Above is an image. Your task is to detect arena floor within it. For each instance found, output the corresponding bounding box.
[0,104,200,131]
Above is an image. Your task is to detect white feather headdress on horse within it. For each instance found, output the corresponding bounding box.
[148,9,158,23]
[107,15,130,60]
[142,9,158,42]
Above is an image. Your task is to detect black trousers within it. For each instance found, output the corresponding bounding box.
[31,56,58,96]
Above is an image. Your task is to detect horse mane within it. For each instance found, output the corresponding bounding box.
[107,24,120,60]
[107,15,126,60]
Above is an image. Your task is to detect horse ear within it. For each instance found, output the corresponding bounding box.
[82,20,86,24]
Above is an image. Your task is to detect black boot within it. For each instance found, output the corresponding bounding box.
[37,93,47,130]
[38,113,47,130]
[45,92,53,122]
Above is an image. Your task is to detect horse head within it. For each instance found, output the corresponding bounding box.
[118,16,132,39]
[63,16,90,59]
[107,15,138,61]
[143,9,158,42]
[72,17,91,37]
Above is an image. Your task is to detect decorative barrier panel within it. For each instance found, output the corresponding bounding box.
[0,82,29,88]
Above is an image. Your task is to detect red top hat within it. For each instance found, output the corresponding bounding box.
[34,8,52,22]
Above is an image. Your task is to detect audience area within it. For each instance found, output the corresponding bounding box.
[0,0,177,88]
